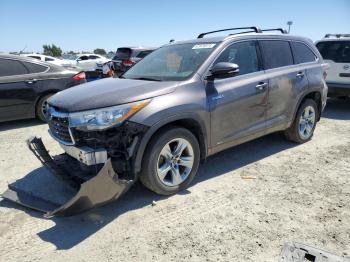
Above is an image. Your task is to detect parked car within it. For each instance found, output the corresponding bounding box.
[315,34,350,97]
[74,53,110,72]
[0,54,86,122]
[3,27,328,216]
[112,47,156,76]
[21,54,74,67]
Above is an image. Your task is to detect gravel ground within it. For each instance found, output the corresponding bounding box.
[0,99,349,262]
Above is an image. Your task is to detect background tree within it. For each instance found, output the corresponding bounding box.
[43,44,62,57]
[94,48,107,56]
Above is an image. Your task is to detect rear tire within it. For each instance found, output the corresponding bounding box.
[284,99,318,143]
[140,127,200,195]
[36,93,54,122]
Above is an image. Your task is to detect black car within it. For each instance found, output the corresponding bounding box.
[0,54,86,122]
[112,47,156,76]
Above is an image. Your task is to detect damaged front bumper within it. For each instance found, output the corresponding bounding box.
[2,137,134,217]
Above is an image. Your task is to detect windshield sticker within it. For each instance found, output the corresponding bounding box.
[192,44,216,49]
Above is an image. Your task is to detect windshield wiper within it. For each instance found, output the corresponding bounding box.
[131,77,162,81]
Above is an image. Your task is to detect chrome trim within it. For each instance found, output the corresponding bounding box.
[48,129,75,146]
[47,106,75,145]
[47,106,69,118]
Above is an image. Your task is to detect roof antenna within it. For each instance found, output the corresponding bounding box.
[19,45,27,54]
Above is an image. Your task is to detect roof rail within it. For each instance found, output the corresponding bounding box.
[261,28,288,34]
[324,34,350,38]
[197,26,262,38]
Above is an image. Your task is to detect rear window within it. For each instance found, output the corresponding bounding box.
[115,48,132,59]
[22,61,48,73]
[136,50,154,58]
[0,58,28,77]
[316,41,350,63]
[260,40,294,69]
[292,42,317,64]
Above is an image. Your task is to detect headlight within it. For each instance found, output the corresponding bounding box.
[69,99,150,131]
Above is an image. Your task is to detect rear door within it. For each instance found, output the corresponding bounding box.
[0,58,47,121]
[209,40,268,149]
[259,40,308,128]
[316,40,350,84]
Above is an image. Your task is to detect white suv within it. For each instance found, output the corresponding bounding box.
[74,54,110,71]
[316,34,350,97]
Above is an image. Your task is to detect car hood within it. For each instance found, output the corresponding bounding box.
[49,78,179,112]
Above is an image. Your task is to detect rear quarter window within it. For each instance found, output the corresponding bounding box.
[260,40,294,69]
[316,41,350,63]
[22,61,48,73]
[292,42,317,64]
[0,58,28,77]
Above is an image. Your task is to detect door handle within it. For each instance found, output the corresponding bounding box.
[256,82,267,91]
[26,79,37,84]
[296,72,305,78]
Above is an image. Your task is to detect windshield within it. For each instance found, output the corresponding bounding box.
[123,43,218,81]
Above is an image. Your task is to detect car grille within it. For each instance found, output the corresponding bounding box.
[47,107,73,144]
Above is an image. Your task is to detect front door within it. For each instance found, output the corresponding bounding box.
[208,40,268,149]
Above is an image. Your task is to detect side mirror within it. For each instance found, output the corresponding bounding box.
[207,62,240,80]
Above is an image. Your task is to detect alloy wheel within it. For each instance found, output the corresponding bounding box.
[298,105,316,140]
[156,138,194,187]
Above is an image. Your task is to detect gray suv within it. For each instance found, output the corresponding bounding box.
[3,27,329,216]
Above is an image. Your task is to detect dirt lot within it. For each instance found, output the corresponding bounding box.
[0,99,349,262]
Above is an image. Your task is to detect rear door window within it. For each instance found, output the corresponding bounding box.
[78,56,89,60]
[260,40,294,69]
[45,57,55,61]
[316,41,350,63]
[28,56,41,60]
[88,55,100,60]
[292,42,317,64]
[22,61,48,73]
[0,58,28,77]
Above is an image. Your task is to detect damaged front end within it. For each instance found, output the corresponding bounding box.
[2,120,148,217]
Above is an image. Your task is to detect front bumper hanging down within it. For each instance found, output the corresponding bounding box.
[2,137,134,217]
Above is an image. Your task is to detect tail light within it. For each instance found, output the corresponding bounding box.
[122,59,135,66]
[73,72,86,81]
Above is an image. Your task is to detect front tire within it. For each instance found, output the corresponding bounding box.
[140,127,200,195]
[284,99,318,143]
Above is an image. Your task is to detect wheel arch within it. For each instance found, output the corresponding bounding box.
[132,114,208,176]
[34,90,59,117]
[293,90,322,122]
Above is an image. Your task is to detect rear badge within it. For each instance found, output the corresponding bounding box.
[344,65,349,70]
